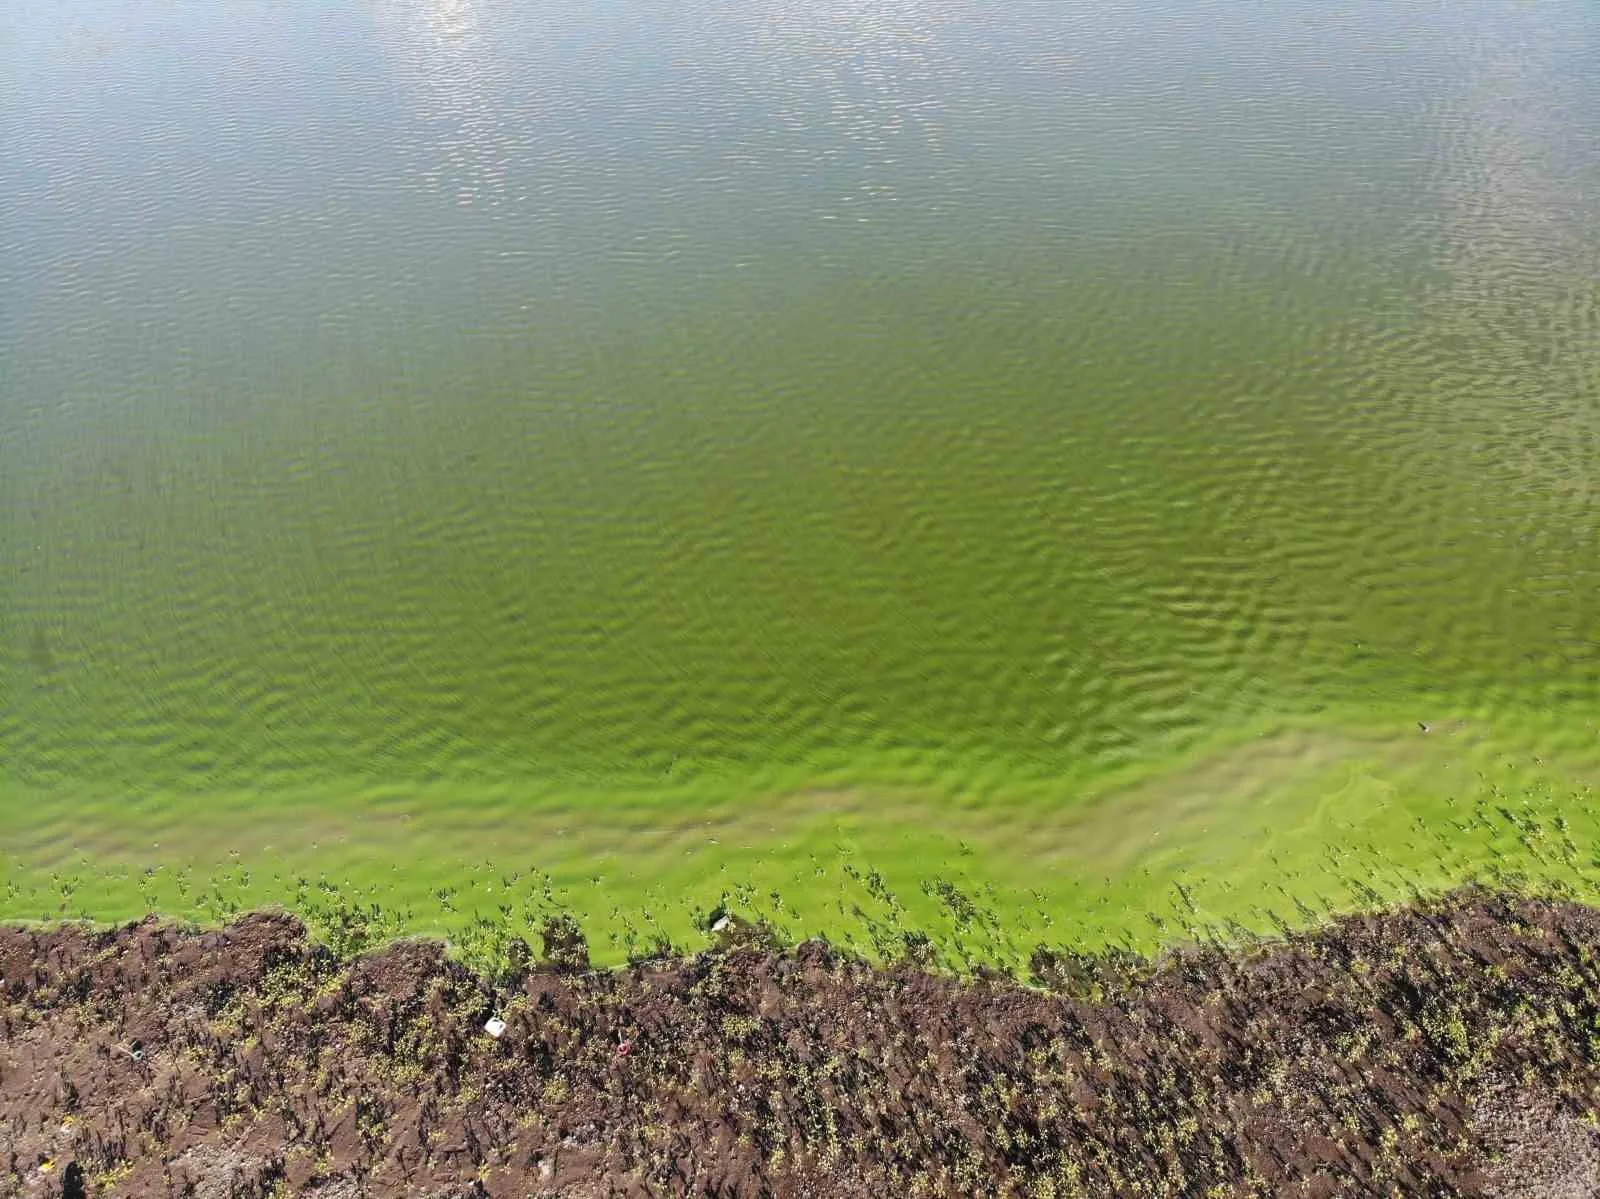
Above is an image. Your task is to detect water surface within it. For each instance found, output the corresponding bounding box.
[3,0,1597,949]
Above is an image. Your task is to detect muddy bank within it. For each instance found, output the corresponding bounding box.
[3,887,1599,1196]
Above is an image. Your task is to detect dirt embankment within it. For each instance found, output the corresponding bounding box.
[3,888,1600,1197]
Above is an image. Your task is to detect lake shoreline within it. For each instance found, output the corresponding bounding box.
[3,885,1596,1196]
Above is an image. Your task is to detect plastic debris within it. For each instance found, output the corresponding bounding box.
[710,915,732,933]
[484,1016,508,1039]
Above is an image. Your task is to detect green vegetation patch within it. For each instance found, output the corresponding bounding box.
[3,705,1595,972]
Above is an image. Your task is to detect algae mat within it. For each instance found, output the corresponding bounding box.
[2,0,1597,961]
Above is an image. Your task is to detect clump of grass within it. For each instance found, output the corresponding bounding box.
[297,877,406,961]
[539,912,589,972]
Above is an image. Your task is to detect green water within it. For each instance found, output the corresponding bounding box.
[3,0,1597,960]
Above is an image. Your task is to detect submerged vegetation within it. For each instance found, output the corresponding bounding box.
[4,758,1597,982]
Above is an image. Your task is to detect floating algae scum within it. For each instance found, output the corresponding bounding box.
[4,711,1598,971]
[2,0,1598,967]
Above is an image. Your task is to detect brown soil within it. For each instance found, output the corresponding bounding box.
[4,887,1600,1197]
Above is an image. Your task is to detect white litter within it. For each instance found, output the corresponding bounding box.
[710,915,732,933]
[484,1016,508,1039]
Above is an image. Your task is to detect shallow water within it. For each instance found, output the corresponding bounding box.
[2,0,1597,947]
